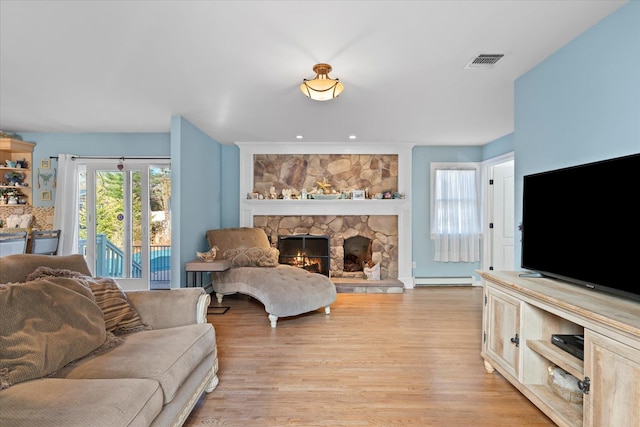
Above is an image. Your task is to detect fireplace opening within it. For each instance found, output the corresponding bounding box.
[277,234,330,277]
[343,236,372,273]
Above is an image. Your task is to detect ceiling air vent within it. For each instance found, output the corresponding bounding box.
[465,54,505,69]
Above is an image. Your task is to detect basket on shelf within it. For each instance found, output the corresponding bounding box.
[547,366,583,404]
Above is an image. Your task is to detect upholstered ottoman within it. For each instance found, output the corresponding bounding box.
[206,227,337,328]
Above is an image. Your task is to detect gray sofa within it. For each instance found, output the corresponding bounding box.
[0,254,218,427]
[206,227,337,328]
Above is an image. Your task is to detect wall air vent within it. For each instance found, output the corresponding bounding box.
[465,54,505,69]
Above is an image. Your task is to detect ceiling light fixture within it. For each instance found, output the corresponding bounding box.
[300,63,344,101]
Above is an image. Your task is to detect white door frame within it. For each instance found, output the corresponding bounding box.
[85,162,151,290]
[481,152,515,272]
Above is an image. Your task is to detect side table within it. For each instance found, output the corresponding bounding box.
[185,259,231,293]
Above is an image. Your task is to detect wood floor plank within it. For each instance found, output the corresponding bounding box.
[185,287,555,426]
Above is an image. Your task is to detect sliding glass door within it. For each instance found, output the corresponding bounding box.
[80,162,171,290]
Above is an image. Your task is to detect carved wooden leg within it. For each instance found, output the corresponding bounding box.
[205,374,219,393]
[205,357,219,392]
[324,306,331,315]
[216,293,224,304]
[483,360,495,373]
[268,314,278,328]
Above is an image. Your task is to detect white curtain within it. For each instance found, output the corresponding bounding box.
[53,154,79,255]
[430,168,481,262]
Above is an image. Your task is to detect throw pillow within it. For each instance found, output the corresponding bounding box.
[0,279,106,390]
[223,246,279,268]
[26,266,85,281]
[26,267,150,335]
[78,276,151,335]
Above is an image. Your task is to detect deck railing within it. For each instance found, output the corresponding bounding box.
[79,235,170,281]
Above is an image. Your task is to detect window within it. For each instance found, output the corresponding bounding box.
[430,164,481,262]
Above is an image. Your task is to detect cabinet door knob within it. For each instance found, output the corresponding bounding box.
[510,333,520,347]
[578,377,591,394]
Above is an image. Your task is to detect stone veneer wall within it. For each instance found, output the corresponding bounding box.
[253,154,398,197]
[254,215,398,279]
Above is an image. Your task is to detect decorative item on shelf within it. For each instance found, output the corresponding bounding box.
[351,190,365,200]
[547,366,583,404]
[196,246,219,262]
[315,177,332,192]
[300,63,344,101]
[311,193,341,200]
[281,189,292,200]
[4,171,24,185]
[5,160,17,168]
[301,188,308,200]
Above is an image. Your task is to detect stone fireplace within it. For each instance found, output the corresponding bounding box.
[256,214,397,279]
[237,141,414,289]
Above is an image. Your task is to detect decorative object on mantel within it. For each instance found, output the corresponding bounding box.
[196,246,219,262]
[281,189,292,200]
[300,63,344,101]
[315,177,332,192]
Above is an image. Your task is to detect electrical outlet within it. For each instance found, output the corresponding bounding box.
[412,261,416,269]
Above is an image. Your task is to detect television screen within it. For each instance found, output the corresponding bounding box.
[521,152,640,302]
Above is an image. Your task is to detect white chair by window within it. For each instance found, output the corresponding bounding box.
[0,231,29,256]
[30,230,61,255]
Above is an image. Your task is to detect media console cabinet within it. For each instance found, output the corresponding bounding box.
[478,271,640,427]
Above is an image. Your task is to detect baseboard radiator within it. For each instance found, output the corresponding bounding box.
[414,276,477,286]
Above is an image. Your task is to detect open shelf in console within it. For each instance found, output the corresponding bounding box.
[527,340,584,379]
[520,304,585,427]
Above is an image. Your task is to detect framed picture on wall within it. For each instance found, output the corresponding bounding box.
[40,159,50,170]
[352,190,365,200]
[41,190,52,201]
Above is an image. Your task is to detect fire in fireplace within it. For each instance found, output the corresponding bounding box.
[277,234,330,277]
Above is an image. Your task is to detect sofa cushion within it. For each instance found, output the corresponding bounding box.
[0,378,163,427]
[0,254,91,284]
[52,323,215,404]
[206,227,271,260]
[0,279,106,390]
[223,246,279,267]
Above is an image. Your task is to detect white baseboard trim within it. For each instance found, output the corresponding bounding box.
[414,276,477,286]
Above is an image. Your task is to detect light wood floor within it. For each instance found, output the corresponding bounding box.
[185,287,554,427]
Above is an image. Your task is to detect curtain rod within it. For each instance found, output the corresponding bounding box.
[49,156,170,161]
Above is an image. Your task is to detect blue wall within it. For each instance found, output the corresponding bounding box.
[482,133,514,161]
[220,144,240,229]
[171,116,222,287]
[411,146,484,278]
[513,1,640,265]
[18,132,170,207]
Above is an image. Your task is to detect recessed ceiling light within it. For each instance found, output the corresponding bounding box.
[349,135,357,140]
[296,135,303,139]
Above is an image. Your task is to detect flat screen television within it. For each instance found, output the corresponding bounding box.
[521,152,640,302]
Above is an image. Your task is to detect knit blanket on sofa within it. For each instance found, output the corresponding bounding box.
[0,278,107,390]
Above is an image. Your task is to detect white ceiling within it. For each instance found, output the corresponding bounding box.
[0,1,627,146]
